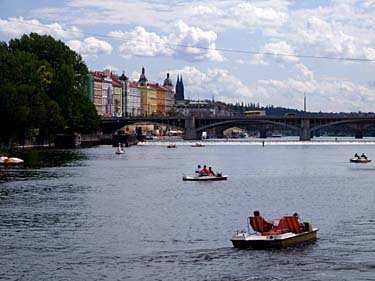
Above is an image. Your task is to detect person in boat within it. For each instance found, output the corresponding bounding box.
[208,166,215,176]
[293,212,305,232]
[354,153,360,159]
[201,165,210,176]
[253,210,273,232]
[195,165,202,175]
[361,153,367,159]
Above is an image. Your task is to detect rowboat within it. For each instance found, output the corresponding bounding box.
[350,157,371,163]
[0,156,24,165]
[182,174,227,181]
[231,214,318,249]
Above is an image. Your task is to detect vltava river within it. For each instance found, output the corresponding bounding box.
[1,141,375,280]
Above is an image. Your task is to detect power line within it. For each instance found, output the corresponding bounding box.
[4,17,375,63]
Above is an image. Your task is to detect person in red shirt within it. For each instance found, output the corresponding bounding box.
[202,165,210,175]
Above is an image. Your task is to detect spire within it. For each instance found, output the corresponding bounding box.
[175,74,185,101]
[138,66,148,86]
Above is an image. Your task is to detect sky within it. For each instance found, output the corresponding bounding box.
[1,0,375,112]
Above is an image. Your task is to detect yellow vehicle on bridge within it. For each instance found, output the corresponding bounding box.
[244,110,266,117]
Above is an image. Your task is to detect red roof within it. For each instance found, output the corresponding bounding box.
[148,83,168,91]
[112,79,121,86]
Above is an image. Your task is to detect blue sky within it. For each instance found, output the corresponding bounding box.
[1,0,375,112]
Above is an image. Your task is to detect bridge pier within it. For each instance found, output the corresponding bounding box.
[300,119,311,141]
[214,127,224,138]
[355,130,363,139]
[184,116,198,140]
[259,129,267,139]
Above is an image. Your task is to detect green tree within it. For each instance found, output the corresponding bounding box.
[0,33,99,145]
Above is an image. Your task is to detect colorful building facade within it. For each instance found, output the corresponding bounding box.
[87,67,176,117]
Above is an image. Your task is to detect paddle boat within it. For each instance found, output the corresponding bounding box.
[115,143,124,154]
[231,213,318,249]
[191,143,205,147]
[350,157,371,163]
[0,156,24,165]
[182,173,227,181]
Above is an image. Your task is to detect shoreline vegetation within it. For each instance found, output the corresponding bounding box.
[0,33,100,149]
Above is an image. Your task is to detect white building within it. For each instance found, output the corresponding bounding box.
[127,81,142,117]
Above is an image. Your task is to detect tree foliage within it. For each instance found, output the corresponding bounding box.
[0,33,99,145]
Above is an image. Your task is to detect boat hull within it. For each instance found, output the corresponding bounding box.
[183,175,228,181]
[350,158,371,163]
[0,157,24,165]
[231,229,318,249]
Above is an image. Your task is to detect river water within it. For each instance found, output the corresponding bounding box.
[1,139,375,280]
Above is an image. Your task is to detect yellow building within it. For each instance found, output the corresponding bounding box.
[93,73,103,115]
[139,85,157,116]
[154,84,166,115]
[137,68,175,116]
[112,79,122,117]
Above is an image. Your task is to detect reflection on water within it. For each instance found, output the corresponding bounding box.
[1,143,375,280]
[0,149,86,183]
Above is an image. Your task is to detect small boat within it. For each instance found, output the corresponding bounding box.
[191,143,205,147]
[231,214,318,249]
[0,156,24,165]
[350,157,371,163]
[115,143,124,154]
[167,144,176,148]
[182,174,227,181]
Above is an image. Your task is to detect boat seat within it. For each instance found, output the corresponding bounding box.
[284,216,303,234]
[261,218,289,236]
[249,216,273,233]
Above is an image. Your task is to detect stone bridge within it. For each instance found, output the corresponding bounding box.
[101,115,375,140]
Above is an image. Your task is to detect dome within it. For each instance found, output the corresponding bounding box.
[119,72,128,81]
[163,73,173,87]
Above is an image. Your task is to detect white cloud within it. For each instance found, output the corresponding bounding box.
[249,64,375,112]
[67,37,112,60]
[110,27,172,58]
[295,63,314,80]
[162,66,252,102]
[155,64,375,112]
[110,21,223,62]
[0,17,80,39]
[104,65,119,72]
[31,0,291,33]
[26,1,375,63]
[362,0,375,8]
[129,71,141,82]
[282,3,375,61]
[252,41,299,65]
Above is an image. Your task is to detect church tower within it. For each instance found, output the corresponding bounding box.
[175,75,184,101]
[163,73,173,91]
[137,67,148,86]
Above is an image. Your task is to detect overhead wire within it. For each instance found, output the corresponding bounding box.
[4,17,375,63]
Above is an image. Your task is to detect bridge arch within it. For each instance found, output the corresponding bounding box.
[311,119,375,133]
[195,119,301,135]
[119,121,185,132]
